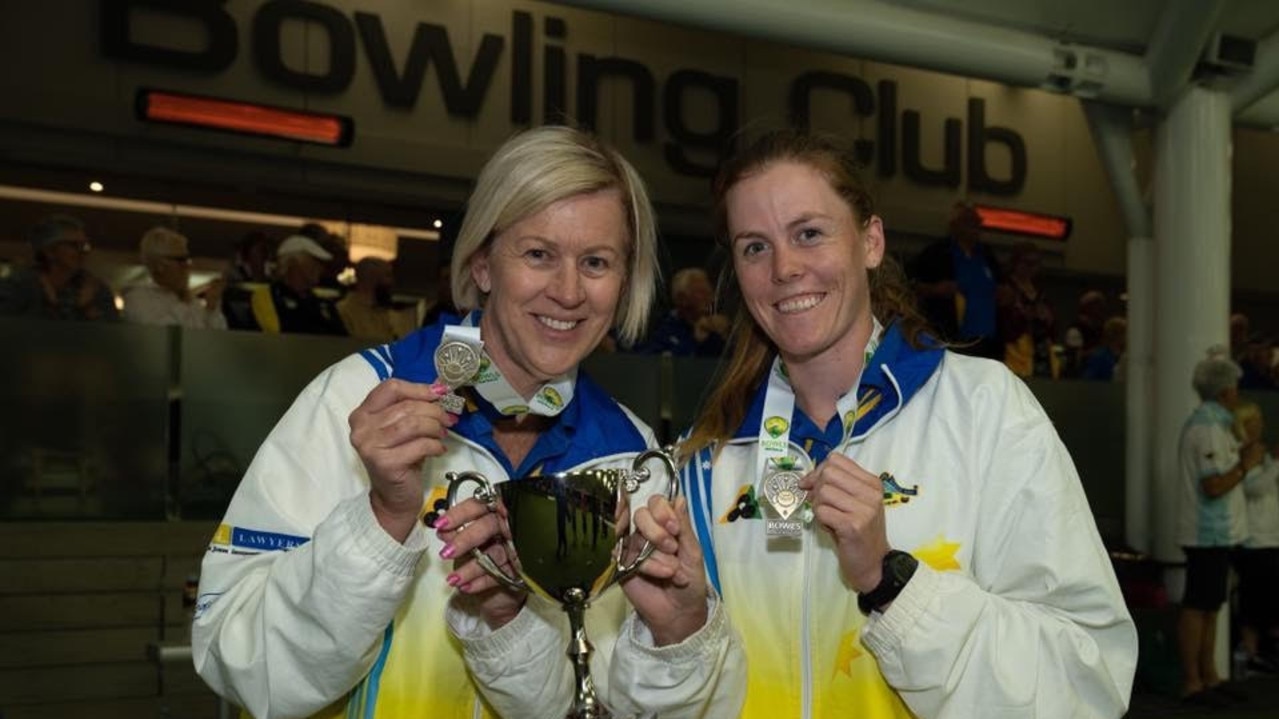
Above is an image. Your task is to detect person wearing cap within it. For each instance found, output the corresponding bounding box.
[122,226,226,329]
[0,214,118,321]
[250,234,347,336]
[1175,346,1266,706]
[335,257,417,342]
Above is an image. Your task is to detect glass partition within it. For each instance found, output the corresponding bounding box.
[1025,378,1127,541]
[177,329,369,519]
[0,319,170,519]
[9,313,1254,539]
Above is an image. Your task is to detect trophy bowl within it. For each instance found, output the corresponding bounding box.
[446,447,678,719]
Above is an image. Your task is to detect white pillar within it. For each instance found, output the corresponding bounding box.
[1151,86,1233,677]
[1151,86,1233,562]
[1125,236,1154,554]
[1082,101,1155,555]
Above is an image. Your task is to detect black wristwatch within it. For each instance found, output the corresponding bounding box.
[857,550,919,615]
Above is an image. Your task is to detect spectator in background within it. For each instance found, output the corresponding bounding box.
[222,231,273,330]
[421,264,458,327]
[1080,316,1126,382]
[1063,290,1107,377]
[227,231,271,285]
[1230,313,1250,362]
[336,257,416,342]
[251,235,347,336]
[299,222,350,293]
[909,202,1001,358]
[1175,347,1264,706]
[122,226,226,329]
[0,214,117,321]
[1232,401,1279,675]
[639,266,729,357]
[998,242,1058,378]
[1239,334,1277,391]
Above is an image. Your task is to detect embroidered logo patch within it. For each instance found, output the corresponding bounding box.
[880,472,919,507]
[720,485,761,523]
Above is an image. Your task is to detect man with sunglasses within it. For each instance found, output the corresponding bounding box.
[0,214,118,321]
[122,226,226,329]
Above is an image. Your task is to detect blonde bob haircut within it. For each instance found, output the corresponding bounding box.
[450,125,659,345]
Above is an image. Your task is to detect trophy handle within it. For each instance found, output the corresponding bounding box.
[444,471,528,593]
[615,446,680,581]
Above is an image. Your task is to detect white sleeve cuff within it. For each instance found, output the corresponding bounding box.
[334,493,429,578]
[623,593,727,662]
[860,560,941,661]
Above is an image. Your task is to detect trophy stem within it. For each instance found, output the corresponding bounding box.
[564,589,611,719]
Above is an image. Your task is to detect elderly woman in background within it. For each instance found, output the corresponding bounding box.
[677,130,1135,717]
[122,226,226,329]
[193,126,742,719]
[1175,348,1267,705]
[0,214,117,321]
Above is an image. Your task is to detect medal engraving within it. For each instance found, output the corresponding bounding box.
[434,341,481,387]
[434,340,481,414]
[763,469,806,537]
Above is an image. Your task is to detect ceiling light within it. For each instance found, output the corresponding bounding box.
[433,219,443,229]
[89,181,104,192]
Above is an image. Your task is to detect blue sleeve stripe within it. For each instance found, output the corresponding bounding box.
[374,344,392,365]
[358,624,395,718]
[359,348,391,381]
[685,447,721,595]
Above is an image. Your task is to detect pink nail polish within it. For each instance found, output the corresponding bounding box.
[440,544,456,559]
[429,381,449,395]
[446,573,461,587]
[433,516,451,531]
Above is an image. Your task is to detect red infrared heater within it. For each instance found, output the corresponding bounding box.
[973,204,1072,241]
[137,89,354,147]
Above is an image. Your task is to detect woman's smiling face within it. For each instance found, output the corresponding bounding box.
[726,160,883,365]
[471,189,629,395]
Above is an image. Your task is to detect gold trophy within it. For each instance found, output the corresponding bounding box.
[446,447,678,719]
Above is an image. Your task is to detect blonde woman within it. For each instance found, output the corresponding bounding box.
[194,126,742,719]
[1233,401,1279,672]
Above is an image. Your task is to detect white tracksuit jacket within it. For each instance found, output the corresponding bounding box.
[680,323,1137,718]
[192,317,744,719]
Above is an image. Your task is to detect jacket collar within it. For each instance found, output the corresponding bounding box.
[732,322,945,442]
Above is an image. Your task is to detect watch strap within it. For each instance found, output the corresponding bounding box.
[857,549,919,615]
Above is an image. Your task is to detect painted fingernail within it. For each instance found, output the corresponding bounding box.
[440,543,456,559]
[446,573,461,587]
[433,516,451,530]
[445,413,460,425]
[458,582,471,593]
[429,382,449,395]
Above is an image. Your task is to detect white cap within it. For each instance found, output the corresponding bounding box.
[277,234,333,261]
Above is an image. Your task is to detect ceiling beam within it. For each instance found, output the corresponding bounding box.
[1232,29,1279,117]
[1144,0,1226,109]
[548,0,1151,104]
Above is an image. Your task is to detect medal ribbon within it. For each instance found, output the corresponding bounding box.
[442,313,577,417]
[754,318,883,484]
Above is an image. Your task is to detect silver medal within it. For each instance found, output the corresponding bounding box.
[434,340,481,413]
[762,468,806,537]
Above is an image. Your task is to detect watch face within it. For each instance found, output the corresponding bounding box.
[887,551,919,583]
